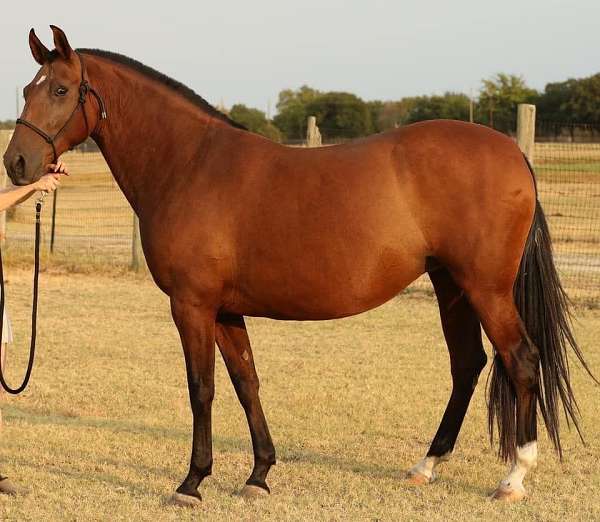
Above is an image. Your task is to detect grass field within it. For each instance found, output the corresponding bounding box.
[0,269,598,521]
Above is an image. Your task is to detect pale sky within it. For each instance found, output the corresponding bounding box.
[1,0,599,120]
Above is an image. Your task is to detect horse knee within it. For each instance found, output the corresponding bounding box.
[188,377,215,413]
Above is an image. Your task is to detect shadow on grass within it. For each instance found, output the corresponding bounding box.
[4,404,491,497]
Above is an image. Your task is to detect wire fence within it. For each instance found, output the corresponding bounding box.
[1,121,599,304]
[534,121,600,305]
[2,150,135,271]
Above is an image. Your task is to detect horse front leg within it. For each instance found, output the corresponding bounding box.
[215,314,276,498]
[169,297,216,507]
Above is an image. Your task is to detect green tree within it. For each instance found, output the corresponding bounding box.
[273,85,320,140]
[536,74,600,138]
[374,99,418,130]
[305,92,373,138]
[567,74,600,122]
[405,92,470,124]
[366,100,384,133]
[478,73,539,132]
[229,104,282,142]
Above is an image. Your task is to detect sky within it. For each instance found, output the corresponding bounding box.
[1,0,599,120]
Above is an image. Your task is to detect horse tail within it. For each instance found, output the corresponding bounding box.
[488,156,597,459]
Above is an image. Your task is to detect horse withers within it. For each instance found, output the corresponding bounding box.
[3,25,594,505]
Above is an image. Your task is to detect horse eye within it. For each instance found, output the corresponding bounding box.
[55,86,68,97]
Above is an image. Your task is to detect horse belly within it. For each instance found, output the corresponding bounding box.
[233,242,425,321]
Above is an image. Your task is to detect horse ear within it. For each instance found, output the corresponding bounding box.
[29,28,50,65]
[50,25,73,60]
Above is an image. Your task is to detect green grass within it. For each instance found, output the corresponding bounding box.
[0,269,598,520]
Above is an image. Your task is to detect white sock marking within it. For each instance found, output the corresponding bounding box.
[409,453,451,481]
[500,441,538,492]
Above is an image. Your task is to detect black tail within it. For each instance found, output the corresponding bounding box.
[488,169,596,461]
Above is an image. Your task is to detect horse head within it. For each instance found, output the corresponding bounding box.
[3,25,106,185]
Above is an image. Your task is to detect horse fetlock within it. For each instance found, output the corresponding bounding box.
[493,441,537,501]
[407,455,443,484]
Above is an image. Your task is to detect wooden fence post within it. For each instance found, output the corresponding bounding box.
[0,131,13,247]
[131,213,147,272]
[306,116,322,147]
[516,104,536,164]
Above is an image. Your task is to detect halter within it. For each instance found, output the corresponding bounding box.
[16,51,107,163]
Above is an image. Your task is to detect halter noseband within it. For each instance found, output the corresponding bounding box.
[16,52,107,163]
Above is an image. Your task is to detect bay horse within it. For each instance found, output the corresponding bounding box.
[3,26,594,505]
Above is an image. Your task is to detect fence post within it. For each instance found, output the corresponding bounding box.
[131,213,147,272]
[0,131,13,247]
[306,116,322,147]
[516,104,536,164]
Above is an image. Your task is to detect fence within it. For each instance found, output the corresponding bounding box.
[1,111,599,303]
[534,134,600,304]
[0,131,140,271]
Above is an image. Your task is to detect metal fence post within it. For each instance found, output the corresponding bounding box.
[516,104,536,163]
[131,212,147,272]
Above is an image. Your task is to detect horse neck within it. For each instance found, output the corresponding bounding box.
[84,54,227,215]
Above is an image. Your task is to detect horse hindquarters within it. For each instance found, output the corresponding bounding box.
[467,199,592,500]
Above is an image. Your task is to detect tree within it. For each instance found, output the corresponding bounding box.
[567,74,600,123]
[405,92,470,124]
[366,100,384,133]
[535,74,600,139]
[305,92,373,139]
[229,104,282,142]
[374,99,418,130]
[273,85,321,140]
[478,73,539,132]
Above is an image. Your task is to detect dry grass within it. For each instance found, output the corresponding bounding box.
[0,269,598,521]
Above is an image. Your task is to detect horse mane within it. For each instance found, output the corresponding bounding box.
[76,48,247,130]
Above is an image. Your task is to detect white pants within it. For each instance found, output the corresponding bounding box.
[1,309,12,344]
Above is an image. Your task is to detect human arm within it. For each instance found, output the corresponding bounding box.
[0,162,67,211]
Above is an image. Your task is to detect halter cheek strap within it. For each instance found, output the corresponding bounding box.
[16,52,107,164]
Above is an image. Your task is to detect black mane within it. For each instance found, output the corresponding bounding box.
[76,48,246,130]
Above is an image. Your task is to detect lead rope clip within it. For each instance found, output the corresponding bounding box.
[35,191,46,223]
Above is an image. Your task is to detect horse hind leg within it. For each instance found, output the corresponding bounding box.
[407,267,487,485]
[215,314,276,498]
[467,289,539,502]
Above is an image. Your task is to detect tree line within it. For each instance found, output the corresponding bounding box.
[234,71,600,142]
[2,71,598,141]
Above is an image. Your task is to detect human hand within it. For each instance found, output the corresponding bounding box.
[33,173,61,193]
[45,161,69,176]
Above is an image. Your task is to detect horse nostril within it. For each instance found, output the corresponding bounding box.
[12,154,26,177]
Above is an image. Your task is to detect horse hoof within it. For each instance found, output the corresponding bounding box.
[491,485,526,502]
[0,477,20,496]
[168,492,202,507]
[240,484,269,499]
[406,470,435,485]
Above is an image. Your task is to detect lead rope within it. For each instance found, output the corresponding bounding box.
[0,193,44,394]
